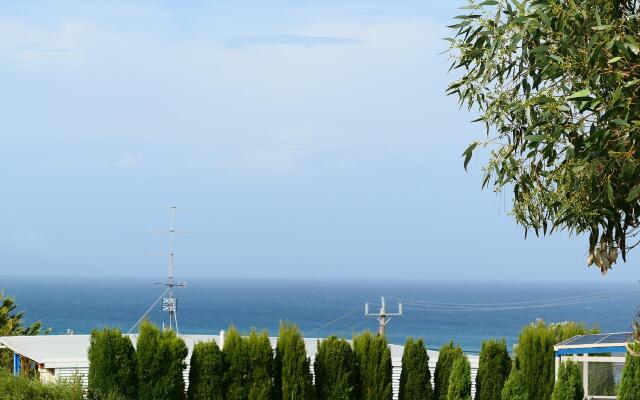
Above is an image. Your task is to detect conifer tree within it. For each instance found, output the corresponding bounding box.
[399,337,432,400]
[500,368,528,400]
[136,321,188,400]
[474,339,511,400]
[247,330,273,400]
[515,321,561,400]
[433,342,463,400]
[223,327,251,400]
[274,322,314,400]
[353,331,392,400]
[87,327,137,400]
[187,340,225,400]
[446,356,471,400]
[314,336,357,400]
[618,346,640,400]
[551,361,583,400]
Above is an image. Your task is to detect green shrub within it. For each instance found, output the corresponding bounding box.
[187,340,225,400]
[446,356,471,400]
[136,321,188,400]
[551,361,583,400]
[87,327,137,400]
[274,322,314,400]
[618,345,640,400]
[433,342,463,400]
[0,368,84,400]
[474,339,510,400]
[246,330,273,400]
[399,337,432,400]
[314,336,357,400]
[515,320,594,400]
[223,327,251,400]
[353,331,392,400]
[500,368,528,400]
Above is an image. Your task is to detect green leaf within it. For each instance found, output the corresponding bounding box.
[566,89,592,100]
[624,79,640,88]
[607,56,622,64]
[592,25,613,31]
[607,182,615,206]
[626,184,640,202]
[613,118,628,126]
[462,142,478,171]
[524,134,546,142]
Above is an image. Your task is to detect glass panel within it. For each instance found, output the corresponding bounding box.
[589,362,616,397]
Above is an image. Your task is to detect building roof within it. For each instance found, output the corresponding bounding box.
[554,332,633,355]
[0,333,411,369]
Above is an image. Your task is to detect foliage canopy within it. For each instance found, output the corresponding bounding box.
[314,336,357,400]
[446,356,472,400]
[474,339,511,400]
[353,331,393,400]
[551,361,584,400]
[87,328,137,400]
[399,337,432,400]
[447,0,640,273]
[433,342,464,400]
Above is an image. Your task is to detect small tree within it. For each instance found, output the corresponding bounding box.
[501,368,528,400]
[399,337,432,400]
[223,327,251,400]
[0,293,47,373]
[136,321,188,400]
[87,327,137,400]
[447,357,471,400]
[314,336,357,400]
[247,330,273,400]
[474,339,511,400]
[618,344,640,400]
[274,322,314,400]
[353,331,392,400]
[187,340,225,400]
[433,342,463,400]
[551,361,583,400]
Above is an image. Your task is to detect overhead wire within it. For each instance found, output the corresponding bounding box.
[127,287,170,334]
[387,286,639,308]
[304,308,361,337]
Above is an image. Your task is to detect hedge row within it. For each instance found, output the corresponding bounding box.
[86,319,640,400]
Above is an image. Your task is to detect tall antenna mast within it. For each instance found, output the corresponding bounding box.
[365,296,403,336]
[155,206,187,333]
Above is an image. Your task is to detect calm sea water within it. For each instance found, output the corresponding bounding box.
[1,278,639,353]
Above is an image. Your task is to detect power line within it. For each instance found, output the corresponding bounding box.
[399,290,640,313]
[304,308,360,337]
[387,286,639,308]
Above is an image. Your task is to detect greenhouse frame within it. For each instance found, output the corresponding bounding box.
[555,332,633,400]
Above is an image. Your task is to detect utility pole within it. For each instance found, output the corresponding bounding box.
[365,296,403,336]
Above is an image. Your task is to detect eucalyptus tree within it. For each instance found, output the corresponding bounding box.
[447,0,640,273]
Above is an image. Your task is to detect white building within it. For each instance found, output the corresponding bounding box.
[0,333,479,399]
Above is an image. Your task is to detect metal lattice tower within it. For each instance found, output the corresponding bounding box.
[365,296,403,336]
[155,206,187,332]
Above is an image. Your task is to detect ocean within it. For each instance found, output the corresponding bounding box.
[1,278,639,353]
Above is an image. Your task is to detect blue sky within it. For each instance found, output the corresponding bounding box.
[0,0,636,282]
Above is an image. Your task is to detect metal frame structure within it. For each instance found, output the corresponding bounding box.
[554,332,632,400]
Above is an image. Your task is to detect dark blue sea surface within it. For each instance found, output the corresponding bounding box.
[1,278,639,353]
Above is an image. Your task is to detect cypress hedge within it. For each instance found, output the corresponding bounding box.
[314,336,357,400]
[87,327,137,400]
[136,321,188,400]
[223,327,251,400]
[399,337,432,400]
[433,342,463,400]
[474,339,510,400]
[274,322,314,400]
[353,331,392,400]
[515,320,594,400]
[551,361,583,400]
[446,356,471,400]
[187,340,225,400]
[618,345,640,400]
[247,330,273,400]
[500,368,528,400]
